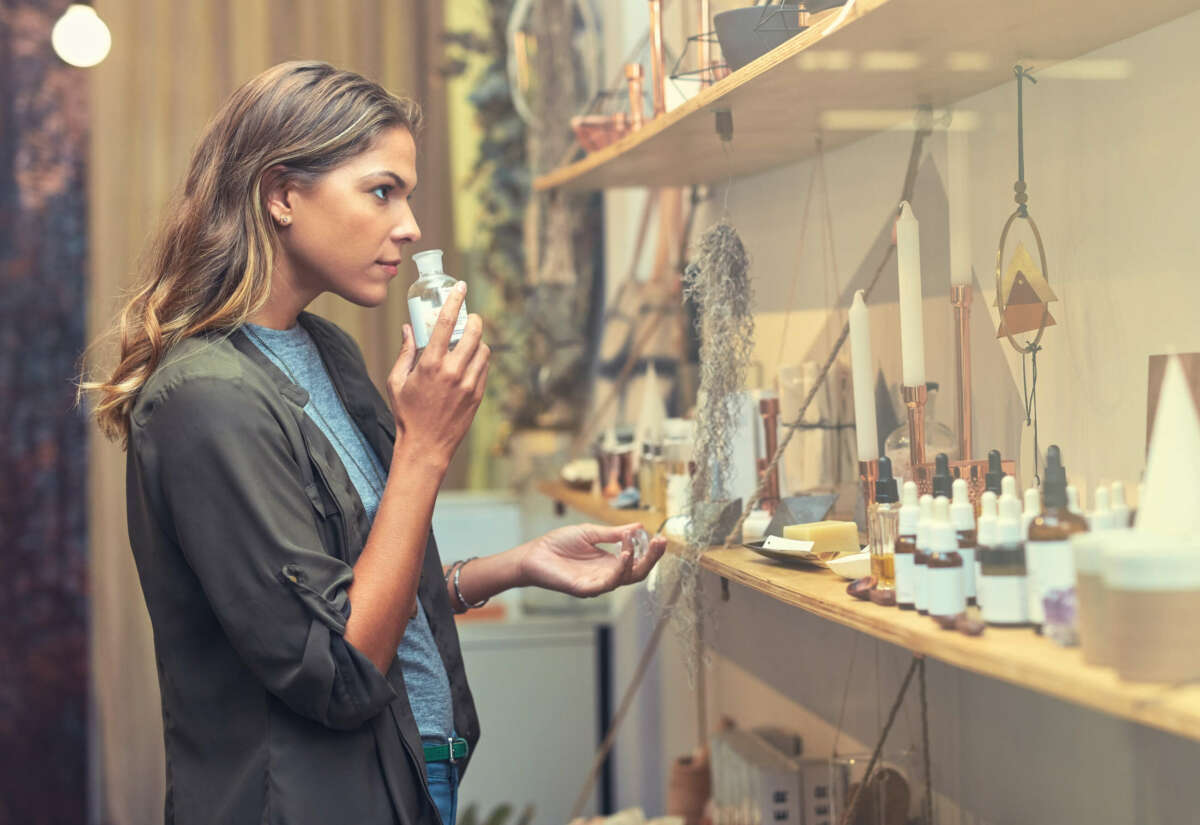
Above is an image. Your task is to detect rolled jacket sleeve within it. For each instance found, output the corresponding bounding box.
[132,375,396,731]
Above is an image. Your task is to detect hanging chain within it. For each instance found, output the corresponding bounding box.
[1014,65,1037,218]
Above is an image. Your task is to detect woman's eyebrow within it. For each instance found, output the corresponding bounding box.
[361,170,411,190]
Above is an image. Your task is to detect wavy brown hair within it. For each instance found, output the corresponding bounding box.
[77,61,421,448]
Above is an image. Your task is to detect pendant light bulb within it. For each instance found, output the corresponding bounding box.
[52,5,112,68]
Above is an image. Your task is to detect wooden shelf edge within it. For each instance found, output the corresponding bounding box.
[536,480,1200,744]
[532,0,878,192]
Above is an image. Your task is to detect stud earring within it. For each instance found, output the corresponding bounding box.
[279,215,291,226]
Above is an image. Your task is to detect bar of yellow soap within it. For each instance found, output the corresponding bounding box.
[782,520,861,557]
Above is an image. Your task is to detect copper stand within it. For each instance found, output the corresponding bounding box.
[952,284,973,462]
[859,458,880,543]
[699,0,712,88]
[648,0,667,117]
[902,384,928,472]
[625,63,645,130]
[757,397,781,515]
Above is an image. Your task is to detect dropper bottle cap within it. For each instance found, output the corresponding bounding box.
[1024,487,1042,517]
[985,449,1004,495]
[931,497,955,553]
[1001,475,1018,499]
[917,494,934,547]
[875,455,899,504]
[899,481,920,534]
[978,491,999,546]
[932,453,953,499]
[933,496,951,526]
[1042,444,1069,509]
[998,493,1023,544]
[1067,485,1081,514]
[412,249,446,276]
[1089,485,1115,530]
[950,478,974,530]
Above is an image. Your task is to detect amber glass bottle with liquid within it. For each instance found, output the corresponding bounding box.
[870,456,900,591]
[1026,445,1089,628]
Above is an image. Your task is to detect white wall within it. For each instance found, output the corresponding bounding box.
[601,7,1200,824]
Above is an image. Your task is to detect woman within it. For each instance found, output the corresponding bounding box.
[80,61,665,825]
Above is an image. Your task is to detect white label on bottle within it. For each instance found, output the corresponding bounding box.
[408,288,468,349]
[959,547,977,599]
[928,566,965,617]
[915,561,928,612]
[980,574,1028,624]
[1026,539,1075,625]
[895,553,916,605]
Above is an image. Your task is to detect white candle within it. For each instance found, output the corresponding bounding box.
[849,290,879,461]
[896,201,926,387]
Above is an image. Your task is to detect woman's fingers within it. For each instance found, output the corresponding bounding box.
[630,536,667,582]
[461,337,490,392]
[423,281,467,360]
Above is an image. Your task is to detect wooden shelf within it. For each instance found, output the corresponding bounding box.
[535,0,1200,192]
[538,480,1200,744]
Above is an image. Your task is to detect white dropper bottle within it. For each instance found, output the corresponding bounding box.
[1110,481,1131,528]
[950,478,977,605]
[1089,485,1115,531]
[1022,486,1042,539]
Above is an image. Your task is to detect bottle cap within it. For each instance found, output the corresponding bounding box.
[998,492,1023,544]
[950,478,974,531]
[932,453,953,498]
[917,494,934,548]
[1024,486,1042,517]
[1042,444,1069,508]
[1089,485,1115,530]
[875,456,899,504]
[978,491,999,546]
[1067,484,1081,514]
[1111,480,1129,510]
[985,449,1004,495]
[412,249,445,277]
[1001,475,1017,499]
[932,519,958,554]
[899,481,920,533]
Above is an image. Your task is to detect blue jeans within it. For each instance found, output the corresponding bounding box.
[426,759,459,825]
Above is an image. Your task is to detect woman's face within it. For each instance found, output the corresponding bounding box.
[276,126,421,307]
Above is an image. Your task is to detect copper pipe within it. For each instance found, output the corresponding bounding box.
[951,284,973,461]
[699,0,712,87]
[648,0,667,116]
[759,397,781,515]
[625,63,644,130]
[903,384,928,471]
[859,459,880,508]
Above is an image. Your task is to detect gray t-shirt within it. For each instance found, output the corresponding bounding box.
[244,322,454,743]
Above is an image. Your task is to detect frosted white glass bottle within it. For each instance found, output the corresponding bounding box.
[407,249,467,350]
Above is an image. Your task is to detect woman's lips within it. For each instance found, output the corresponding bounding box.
[376,261,399,276]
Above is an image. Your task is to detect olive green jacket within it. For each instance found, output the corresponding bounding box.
[125,311,479,825]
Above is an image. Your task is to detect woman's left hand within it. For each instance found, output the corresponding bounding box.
[519,523,667,598]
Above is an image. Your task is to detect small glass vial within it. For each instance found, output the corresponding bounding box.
[927,498,965,623]
[950,479,978,606]
[894,481,920,609]
[870,456,900,591]
[408,249,467,350]
[914,494,934,615]
[980,479,1030,626]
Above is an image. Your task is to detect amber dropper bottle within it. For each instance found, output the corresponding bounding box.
[870,456,900,591]
[1026,445,1090,628]
[951,478,978,606]
[895,481,920,609]
[914,494,934,615]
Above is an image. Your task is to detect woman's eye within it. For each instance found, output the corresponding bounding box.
[371,185,392,201]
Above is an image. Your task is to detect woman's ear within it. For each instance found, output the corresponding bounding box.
[262,166,295,226]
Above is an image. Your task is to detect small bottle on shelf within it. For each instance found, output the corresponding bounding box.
[1067,484,1083,516]
[1022,486,1042,539]
[871,456,900,592]
[927,497,965,623]
[985,449,1005,497]
[951,478,978,606]
[1026,445,1090,629]
[915,494,934,616]
[1110,481,1131,527]
[982,479,1031,627]
[1088,485,1114,531]
[894,481,920,610]
[975,491,998,610]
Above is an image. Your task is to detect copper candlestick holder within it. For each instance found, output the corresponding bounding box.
[625,63,645,130]
[757,397,782,515]
[902,383,928,472]
[858,459,880,508]
[648,0,667,117]
[952,284,973,462]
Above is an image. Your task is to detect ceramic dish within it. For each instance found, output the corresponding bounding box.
[743,540,838,566]
[826,551,872,580]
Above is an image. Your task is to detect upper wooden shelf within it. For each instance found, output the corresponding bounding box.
[538,480,1200,744]
[535,0,1200,192]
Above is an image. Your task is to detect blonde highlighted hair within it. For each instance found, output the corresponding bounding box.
[77,61,421,447]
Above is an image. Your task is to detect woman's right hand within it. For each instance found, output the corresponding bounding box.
[386,282,489,470]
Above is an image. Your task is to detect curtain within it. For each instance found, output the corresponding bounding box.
[87,2,450,821]
[0,2,90,823]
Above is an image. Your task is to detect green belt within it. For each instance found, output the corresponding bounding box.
[423,737,469,764]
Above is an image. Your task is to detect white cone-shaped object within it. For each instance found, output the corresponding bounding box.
[1136,355,1200,537]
